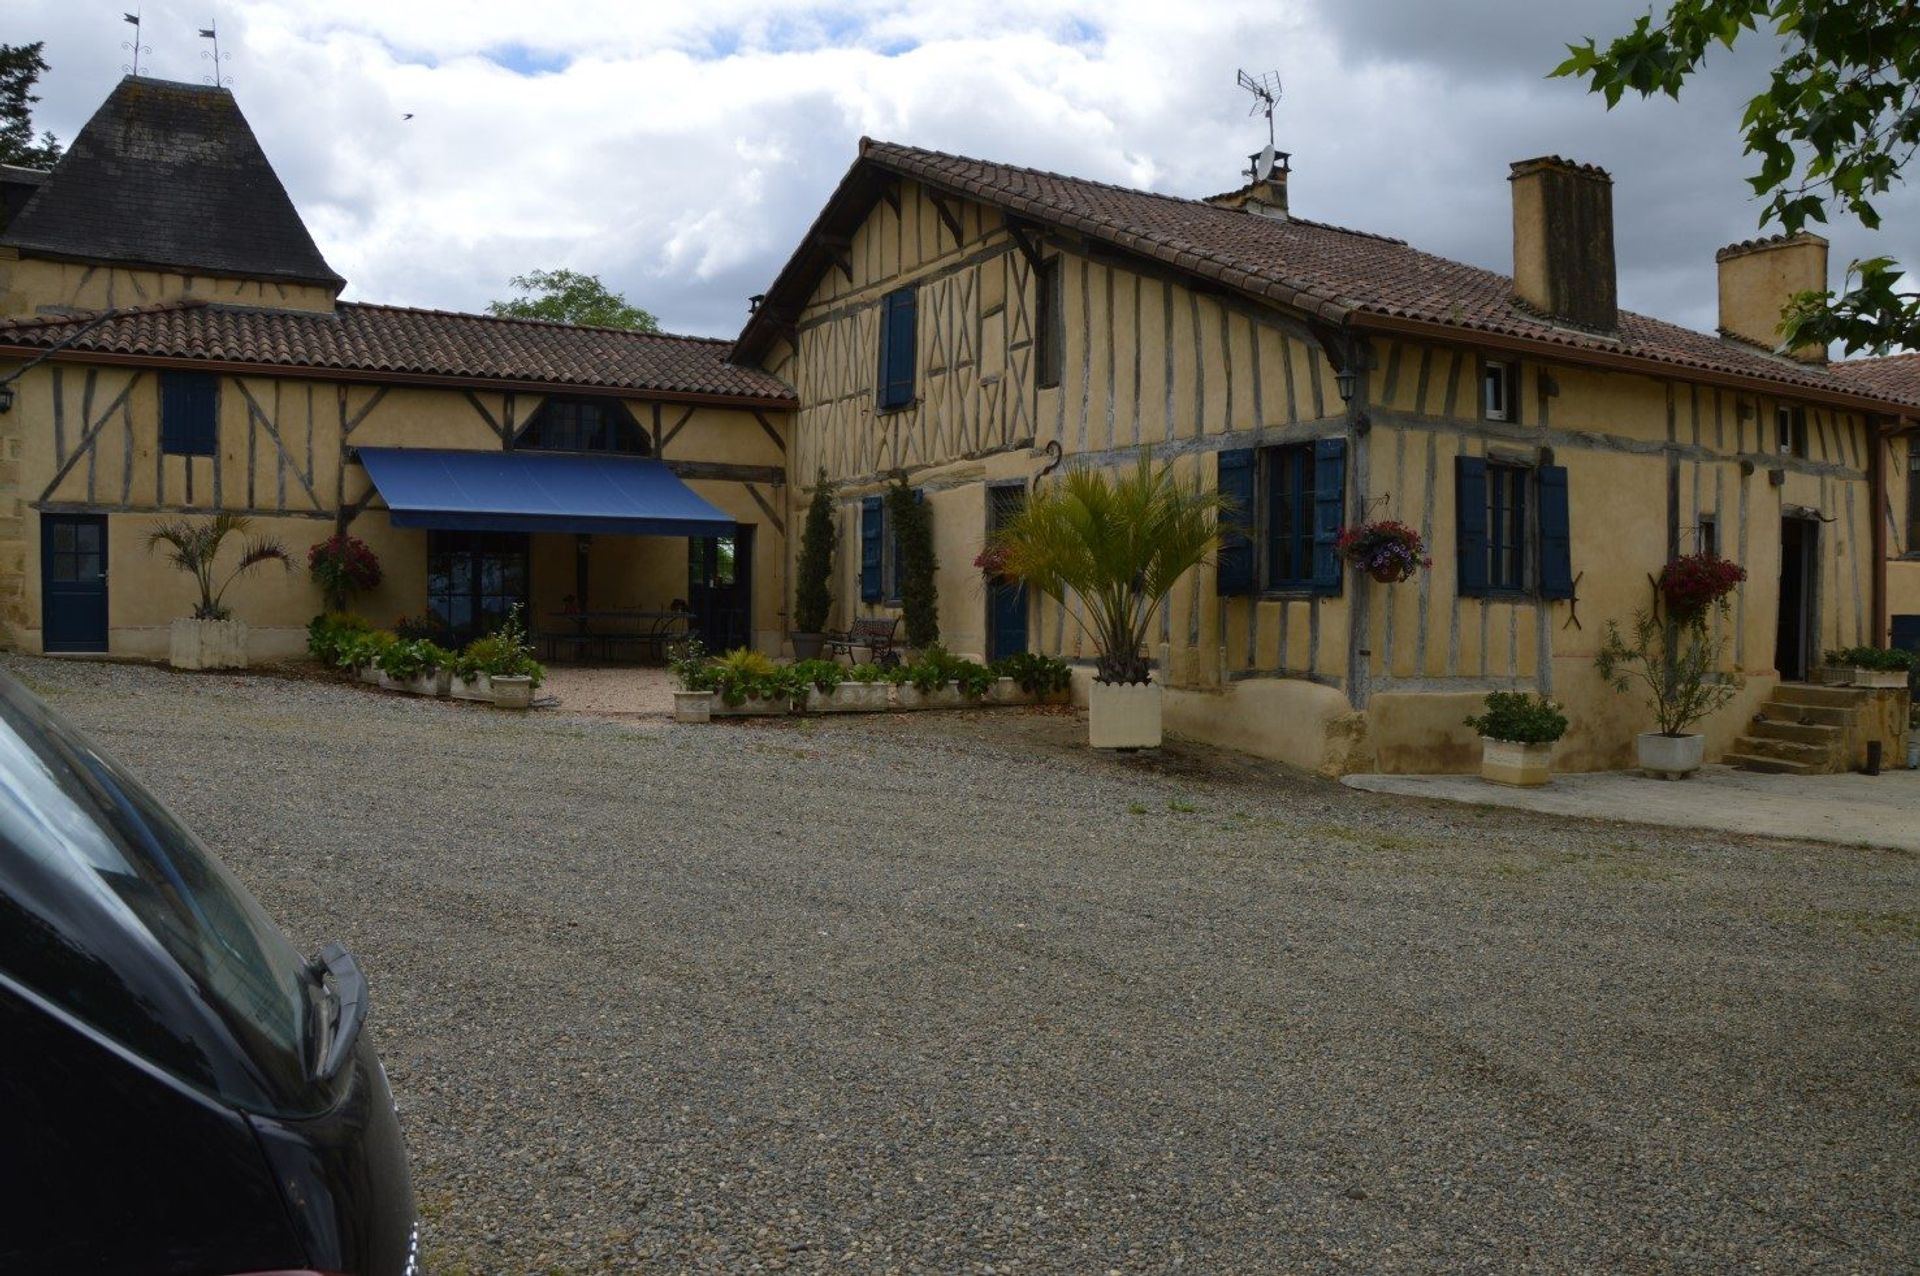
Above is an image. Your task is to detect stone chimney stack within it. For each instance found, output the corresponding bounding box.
[1715,233,1829,363]
[1508,156,1617,332]
[1206,150,1289,220]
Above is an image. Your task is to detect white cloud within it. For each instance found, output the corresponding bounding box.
[15,0,1917,344]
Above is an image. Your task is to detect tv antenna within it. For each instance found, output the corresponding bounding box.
[1236,68,1282,147]
[200,21,232,87]
[121,11,151,76]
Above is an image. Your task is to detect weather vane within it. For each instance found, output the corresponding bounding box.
[200,20,232,87]
[1236,68,1282,147]
[121,11,150,76]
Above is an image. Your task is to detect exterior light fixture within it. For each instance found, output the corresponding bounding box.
[0,383,14,413]
[1334,367,1357,403]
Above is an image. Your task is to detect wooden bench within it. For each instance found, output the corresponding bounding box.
[824,616,901,665]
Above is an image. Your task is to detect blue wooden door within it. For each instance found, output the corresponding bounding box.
[42,514,108,652]
[987,485,1027,660]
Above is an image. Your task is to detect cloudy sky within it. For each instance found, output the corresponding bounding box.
[12,1,1916,344]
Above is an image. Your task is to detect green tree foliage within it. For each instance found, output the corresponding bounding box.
[1553,1,1919,355]
[989,451,1228,685]
[793,473,837,634]
[887,480,939,650]
[486,269,660,331]
[0,42,63,169]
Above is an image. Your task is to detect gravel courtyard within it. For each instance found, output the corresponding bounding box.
[17,656,1917,1274]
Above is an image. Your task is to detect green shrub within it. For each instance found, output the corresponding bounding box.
[794,475,836,634]
[1464,691,1569,744]
[1838,645,1916,671]
[708,646,797,707]
[306,612,373,668]
[887,480,939,649]
[902,644,993,697]
[990,651,1072,695]
[790,659,844,692]
[667,637,715,691]
[844,662,888,684]
[376,637,451,680]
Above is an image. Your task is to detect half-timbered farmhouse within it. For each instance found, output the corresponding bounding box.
[739,141,1920,773]
[0,77,795,661]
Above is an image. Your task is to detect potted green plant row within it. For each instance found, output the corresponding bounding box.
[1839,646,1915,690]
[307,610,544,708]
[667,640,1071,722]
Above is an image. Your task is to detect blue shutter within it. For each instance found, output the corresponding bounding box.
[1215,448,1255,595]
[161,372,217,456]
[1537,464,1573,599]
[877,289,917,409]
[1311,437,1346,596]
[859,496,883,601]
[1456,456,1489,597]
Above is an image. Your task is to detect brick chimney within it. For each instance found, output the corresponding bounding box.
[1508,156,1617,332]
[1715,232,1829,363]
[1206,150,1289,220]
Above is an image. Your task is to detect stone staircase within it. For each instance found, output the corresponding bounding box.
[1724,684,1865,775]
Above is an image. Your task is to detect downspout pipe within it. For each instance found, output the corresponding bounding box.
[1871,415,1888,646]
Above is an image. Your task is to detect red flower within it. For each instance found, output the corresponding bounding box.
[1657,552,1746,621]
[974,544,1010,577]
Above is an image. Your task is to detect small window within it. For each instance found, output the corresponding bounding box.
[1034,258,1063,389]
[1263,444,1317,589]
[1776,405,1808,458]
[516,397,649,454]
[159,371,218,457]
[1486,462,1529,591]
[877,287,918,410]
[1482,360,1514,422]
[1907,437,1920,552]
[1697,515,1718,558]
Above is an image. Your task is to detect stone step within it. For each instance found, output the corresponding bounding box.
[1725,750,1817,775]
[1748,718,1844,746]
[1758,700,1854,728]
[1772,683,1869,709]
[1729,734,1835,765]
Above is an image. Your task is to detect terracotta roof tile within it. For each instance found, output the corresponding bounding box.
[742,139,1911,409]
[0,300,795,403]
[1830,352,1920,408]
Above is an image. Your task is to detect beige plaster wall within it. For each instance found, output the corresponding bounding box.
[0,252,339,317]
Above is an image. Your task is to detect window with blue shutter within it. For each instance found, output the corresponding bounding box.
[1264,446,1315,590]
[1215,448,1255,595]
[1455,456,1489,597]
[1538,464,1573,599]
[876,288,918,410]
[859,496,884,601]
[1310,438,1346,596]
[160,371,218,457]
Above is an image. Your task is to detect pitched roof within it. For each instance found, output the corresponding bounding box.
[0,77,344,289]
[0,300,795,404]
[1830,352,1920,409]
[738,140,1913,410]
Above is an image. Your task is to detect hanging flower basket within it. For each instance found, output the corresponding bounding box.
[973,543,1011,583]
[1657,552,1746,624]
[1336,520,1431,584]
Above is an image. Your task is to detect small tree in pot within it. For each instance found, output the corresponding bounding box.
[989,451,1228,749]
[146,514,293,670]
[792,474,836,660]
[1596,579,1745,779]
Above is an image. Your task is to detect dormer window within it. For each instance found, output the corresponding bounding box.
[516,396,650,454]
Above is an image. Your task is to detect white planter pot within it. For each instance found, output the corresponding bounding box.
[986,676,1030,706]
[1088,679,1162,749]
[358,664,382,686]
[169,617,248,670]
[491,674,534,709]
[405,670,451,697]
[806,682,890,713]
[376,671,404,691]
[673,689,713,723]
[1480,737,1553,787]
[1636,731,1705,779]
[1853,668,1909,689]
[449,673,493,702]
[711,692,791,717]
[1815,665,1854,686]
[895,681,967,711]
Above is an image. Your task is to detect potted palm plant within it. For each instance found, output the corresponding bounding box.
[989,451,1228,749]
[146,514,294,670]
[1465,691,1569,786]
[791,475,835,660]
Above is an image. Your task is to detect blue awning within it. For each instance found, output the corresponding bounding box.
[357,448,736,537]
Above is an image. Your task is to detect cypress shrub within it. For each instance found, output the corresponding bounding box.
[794,474,836,634]
[888,480,939,649]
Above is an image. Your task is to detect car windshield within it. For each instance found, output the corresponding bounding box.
[0,676,319,1112]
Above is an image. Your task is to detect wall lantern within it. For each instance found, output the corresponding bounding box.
[1334,367,1358,403]
[0,383,13,413]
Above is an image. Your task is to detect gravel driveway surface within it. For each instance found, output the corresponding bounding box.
[16,656,1917,1274]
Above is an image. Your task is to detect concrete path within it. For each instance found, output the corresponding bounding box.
[1344,763,1920,851]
